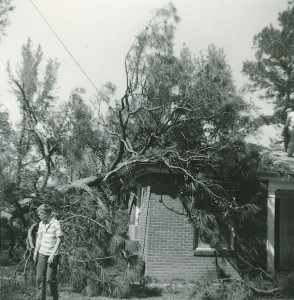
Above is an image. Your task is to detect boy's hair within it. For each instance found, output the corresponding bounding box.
[37,204,52,214]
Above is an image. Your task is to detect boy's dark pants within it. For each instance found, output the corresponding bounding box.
[36,253,60,300]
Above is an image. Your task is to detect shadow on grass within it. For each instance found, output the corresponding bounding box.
[129,284,162,298]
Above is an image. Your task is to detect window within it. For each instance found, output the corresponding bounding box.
[128,224,139,241]
[128,186,142,241]
[194,223,235,256]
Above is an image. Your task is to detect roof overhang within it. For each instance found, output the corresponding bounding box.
[258,171,294,190]
[105,162,182,190]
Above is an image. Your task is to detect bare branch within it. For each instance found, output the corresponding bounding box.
[159,198,188,216]
[129,105,164,115]
[161,157,224,199]
[104,158,152,181]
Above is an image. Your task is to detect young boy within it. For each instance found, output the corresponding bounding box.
[33,204,63,300]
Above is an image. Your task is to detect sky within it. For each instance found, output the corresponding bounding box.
[0,0,290,123]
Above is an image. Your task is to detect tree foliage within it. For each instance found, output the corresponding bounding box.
[1,3,266,298]
[0,0,14,39]
[243,2,294,120]
[23,186,142,298]
[6,38,60,194]
[0,106,15,209]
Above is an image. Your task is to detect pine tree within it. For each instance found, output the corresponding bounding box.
[243,2,294,120]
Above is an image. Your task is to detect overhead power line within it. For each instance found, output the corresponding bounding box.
[30,0,99,93]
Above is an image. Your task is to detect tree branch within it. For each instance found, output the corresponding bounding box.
[61,213,113,235]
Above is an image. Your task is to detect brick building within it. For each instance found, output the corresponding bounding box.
[111,158,294,281]
[112,163,240,281]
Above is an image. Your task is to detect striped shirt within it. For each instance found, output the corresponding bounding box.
[37,217,63,256]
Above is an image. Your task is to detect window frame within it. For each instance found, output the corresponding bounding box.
[193,223,235,256]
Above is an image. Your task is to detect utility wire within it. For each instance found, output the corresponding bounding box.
[30,0,99,93]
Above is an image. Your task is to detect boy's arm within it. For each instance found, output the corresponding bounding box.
[33,231,42,262]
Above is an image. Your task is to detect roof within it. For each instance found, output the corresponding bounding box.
[259,149,294,178]
[105,161,182,190]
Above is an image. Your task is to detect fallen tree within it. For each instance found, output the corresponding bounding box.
[1,3,280,298]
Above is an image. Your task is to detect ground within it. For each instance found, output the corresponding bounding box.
[1,264,293,300]
[0,264,190,300]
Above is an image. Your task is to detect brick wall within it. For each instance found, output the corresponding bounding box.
[137,174,239,281]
